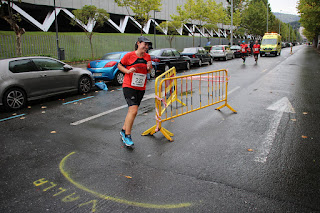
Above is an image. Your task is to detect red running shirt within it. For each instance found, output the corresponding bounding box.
[240,44,248,53]
[253,44,260,53]
[120,51,151,91]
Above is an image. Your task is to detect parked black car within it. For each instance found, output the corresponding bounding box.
[180,47,213,66]
[230,45,241,58]
[148,48,191,74]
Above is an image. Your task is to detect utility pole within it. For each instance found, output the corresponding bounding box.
[153,10,156,49]
[230,0,233,45]
[279,10,282,35]
[54,0,60,60]
[266,0,268,33]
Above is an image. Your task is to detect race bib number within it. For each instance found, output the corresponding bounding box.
[131,73,146,87]
[242,48,246,52]
[254,48,259,52]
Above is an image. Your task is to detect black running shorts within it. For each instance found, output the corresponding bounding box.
[241,53,248,57]
[123,87,145,106]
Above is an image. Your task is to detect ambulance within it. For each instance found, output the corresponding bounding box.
[260,33,282,56]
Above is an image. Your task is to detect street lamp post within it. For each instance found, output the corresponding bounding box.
[266,0,268,33]
[230,0,233,45]
[54,0,60,60]
[153,10,159,49]
[279,10,282,35]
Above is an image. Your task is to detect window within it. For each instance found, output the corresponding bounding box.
[162,50,174,56]
[172,50,180,57]
[101,53,121,60]
[9,59,38,73]
[32,58,64,71]
[182,48,196,53]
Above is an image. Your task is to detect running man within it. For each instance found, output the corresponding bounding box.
[118,36,152,148]
[253,40,260,63]
[240,40,248,64]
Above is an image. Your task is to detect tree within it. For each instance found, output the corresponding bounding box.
[71,5,109,58]
[297,0,320,47]
[241,0,268,36]
[172,0,211,46]
[0,0,25,56]
[156,20,181,48]
[204,0,226,37]
[114,0,162,35]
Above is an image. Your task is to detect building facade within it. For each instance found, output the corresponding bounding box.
[1,0,231,38]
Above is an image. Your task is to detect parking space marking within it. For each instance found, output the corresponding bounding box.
[63,96,94,105]
[70,93,155,126]
[59,152,192,209]
[0,114,26,122]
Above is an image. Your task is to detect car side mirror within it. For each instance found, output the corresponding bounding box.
[63,64,73,71]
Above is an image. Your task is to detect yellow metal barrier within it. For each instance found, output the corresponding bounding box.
[142,68,236,141]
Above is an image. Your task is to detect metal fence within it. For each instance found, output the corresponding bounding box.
[142,67,237,141]
[0,33,231,60]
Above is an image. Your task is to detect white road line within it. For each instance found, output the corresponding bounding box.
[228,86,240,95]
[70,93,155,126]
[70,86,240,126]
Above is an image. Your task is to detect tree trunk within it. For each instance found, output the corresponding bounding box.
[16,32,22,56]
[89,33,94,59]
[2,16,25,56]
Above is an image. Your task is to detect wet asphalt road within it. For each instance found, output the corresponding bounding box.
[1,45,320,212]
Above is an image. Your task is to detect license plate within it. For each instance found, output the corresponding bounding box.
[93,73,102,76]
[265,52,270,55]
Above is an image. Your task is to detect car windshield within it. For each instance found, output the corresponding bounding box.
[211,46,223,50]
[230,46,240,49]
[148,49,162,56]
[262,39,277,45]
[182,48,197,53]
[101,53,122,60]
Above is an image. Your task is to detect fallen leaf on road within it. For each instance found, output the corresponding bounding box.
[28,106,31,108]
[42,111,46,114]
[291,119,296,121]
[302,135,308,139]
[20,117,25,120]
[12,113,17,116]
[74,102,78,104]
[50,131,57,134]
[247,149,253,152]
[119,174,132,179]
[171,120,175,122]
[41,106,47,109]
[303,112,308,115]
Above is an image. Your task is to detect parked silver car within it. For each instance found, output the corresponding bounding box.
[209,45,234,61]
[0,57,94,110]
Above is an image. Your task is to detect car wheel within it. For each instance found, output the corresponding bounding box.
[78,75,92,93]
[198,60,202,67]
[3,87,27,110]
[150,67,156,78]
[186,61,191,70]
[165,64,170,71]
[209,58,213,65]
[113,71,124,85]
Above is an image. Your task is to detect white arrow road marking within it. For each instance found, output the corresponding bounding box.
[254,97,295,163]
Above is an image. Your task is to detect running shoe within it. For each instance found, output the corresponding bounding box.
[120,129,125,141]
[123,135,134,147]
